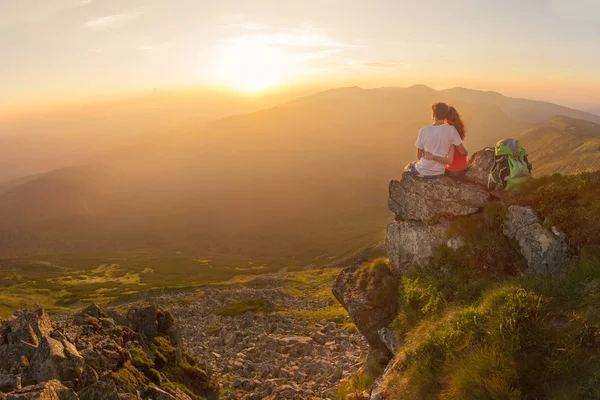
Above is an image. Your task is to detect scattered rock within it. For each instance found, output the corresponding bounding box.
[0,303,218,400]
[3,381,60,400]
[504,206,567,275]
[169,276,368,399]
[77,380,118,400]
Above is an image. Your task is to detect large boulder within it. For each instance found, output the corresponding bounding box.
[464,147,495,187]
[28,336,84,384]
[332,261,398,368]
[126,304,158,338]
[73,305,107,327]
[388,174,489,223]
[386,221,450,276]
[126,304,182,356]
[1,305,53,347]
[504,206,567,275]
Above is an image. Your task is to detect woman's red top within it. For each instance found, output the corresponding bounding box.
[447,146,468,172]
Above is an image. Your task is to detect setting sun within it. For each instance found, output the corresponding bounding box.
[216,37,286,93]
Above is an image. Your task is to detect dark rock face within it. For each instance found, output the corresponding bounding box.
[2,305,53,347]
[77,380,119,400]
[126,305,158,338]
[332,262,398,368]
[0,304,218,400]
[464,147,495,187]
[28,336,84,384]
[0,375,21,393]
[504,206,567,275]
[388,174,489,223]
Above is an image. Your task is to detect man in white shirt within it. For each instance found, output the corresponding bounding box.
[405,102,467,177]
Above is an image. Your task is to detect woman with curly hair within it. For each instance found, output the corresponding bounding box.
[423,105,469,179]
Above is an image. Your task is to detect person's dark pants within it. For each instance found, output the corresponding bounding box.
[404,162,444,179]
[445,169,467,180]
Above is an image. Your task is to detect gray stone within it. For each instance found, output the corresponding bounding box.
[504,206,567,275]
[388,174,489,223]
[76,380,119,400]
[126,304,158,338]
[29,336,84,384]
[77,365,99,390]
[332,262,397,367]
[464,147,495,187]
[386,221,450,276]
[3,305,53,347]
[0,375,21,393]
[4,380,74,400]
[73,305,107,326]
[377,327,400,355]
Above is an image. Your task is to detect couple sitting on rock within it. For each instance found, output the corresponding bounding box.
[405,102,468,179]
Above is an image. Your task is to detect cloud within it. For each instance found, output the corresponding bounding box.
[217,23,267,30]
[345,61,411,72]
[293,49,341,61]
[138,43,171,52]
[83,9,143,30]
[217,31,353,49]
[0,0,91,29]
[551,0,600,20]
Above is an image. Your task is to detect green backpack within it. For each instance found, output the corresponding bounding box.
[488,139,533,192]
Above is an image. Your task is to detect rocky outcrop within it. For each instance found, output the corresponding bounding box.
[504,206,567,275]
[1,305,53,347]
[27,336,84,384]
[464,147,495,187]
[332,261,398,369]
[386,221,450,277]
[386,172,491,275]
[0,304,218,400]
[388,174,489,223]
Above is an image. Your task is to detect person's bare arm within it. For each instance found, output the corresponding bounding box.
[417,148,424,160]
[456,143,468,156]
[424,145,456,165]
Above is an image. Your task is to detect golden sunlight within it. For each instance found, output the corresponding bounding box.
[216,38,286,93]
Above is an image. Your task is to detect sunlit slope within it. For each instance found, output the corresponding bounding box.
[2,85,598,263]
[519,116,600,176]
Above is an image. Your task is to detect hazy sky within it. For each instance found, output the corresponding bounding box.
[1,0,600,109]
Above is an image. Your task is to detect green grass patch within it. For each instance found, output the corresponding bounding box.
[215,299,265,317]
[337,371,376,400]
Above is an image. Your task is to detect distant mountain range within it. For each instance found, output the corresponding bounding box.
[1,85,599,263]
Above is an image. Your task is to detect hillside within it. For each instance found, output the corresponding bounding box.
[0,85,598,270]
[0,164,130,225]
[519,116,600,175]
[337,170,600,399]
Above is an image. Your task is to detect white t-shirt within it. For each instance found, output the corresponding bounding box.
[414,124,463,176]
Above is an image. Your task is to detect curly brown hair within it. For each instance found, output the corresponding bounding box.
[446,106,466,139]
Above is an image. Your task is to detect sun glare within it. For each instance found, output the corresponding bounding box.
[217,38,286,93]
